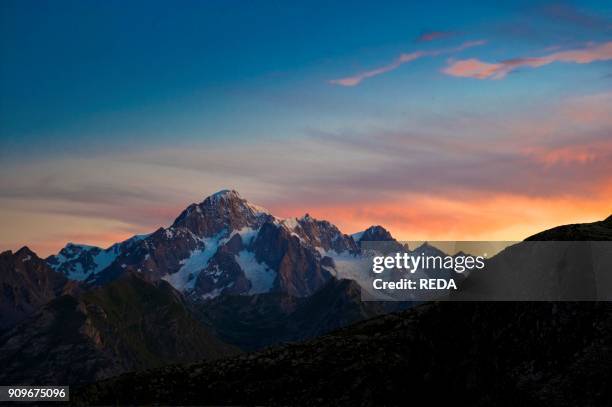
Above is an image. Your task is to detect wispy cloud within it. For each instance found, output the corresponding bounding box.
[3,91,612,254]
[443,41,612,79]
[417,31,455,42]
[329,40,486,86]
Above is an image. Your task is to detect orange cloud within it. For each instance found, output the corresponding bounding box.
[443,41,612,79]
[330,40,486,86]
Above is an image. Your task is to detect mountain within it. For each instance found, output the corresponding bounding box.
[172,189,273,237]
[353,225,394,243]
[46,189,395,300]
[46,242,123,281]
[73,301,612,406]
[0,247,69,331]
[0,190,407,384]
[0,272,237,386]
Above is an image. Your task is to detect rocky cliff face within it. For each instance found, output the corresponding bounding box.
[291,214,359,254]
[171,189,273,237]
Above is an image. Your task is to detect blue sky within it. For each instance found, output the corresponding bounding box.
[1,1,611,254]
[2,0,609,153]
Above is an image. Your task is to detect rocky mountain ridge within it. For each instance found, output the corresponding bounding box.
[46,189,387,299]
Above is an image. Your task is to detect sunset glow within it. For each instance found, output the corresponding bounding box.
[1,1,611,256]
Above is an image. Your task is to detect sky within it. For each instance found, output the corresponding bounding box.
[1,0,612,256]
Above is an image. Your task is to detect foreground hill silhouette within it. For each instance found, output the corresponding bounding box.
[74,301,612,406]
[74,215,612,406]
[525,215,612,241]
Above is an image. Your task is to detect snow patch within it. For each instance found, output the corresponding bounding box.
[246,202,270,216]
[227,226,259,246]
[281,217,300,231]
[322,250,373,293]
[201,287,223,300]
[50,244,120,281]
[235,250,276,294]
[163,233,223,291]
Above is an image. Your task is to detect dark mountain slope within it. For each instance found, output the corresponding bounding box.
[0,247,68,331]
[526,214,612,241]
[288,278,400,340]
[195,290,302,351]
[458,215,612,300]
[196,278,403,351]
[0,272,237,386]
[74,301,612,406]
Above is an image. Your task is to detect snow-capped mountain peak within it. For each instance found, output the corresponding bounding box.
[353,225,394,243]
[46,189,398,300]
[46,242,120,281]
[171,189,273,239]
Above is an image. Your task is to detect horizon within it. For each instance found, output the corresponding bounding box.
[2,1,612,256]
[2,187,610,257]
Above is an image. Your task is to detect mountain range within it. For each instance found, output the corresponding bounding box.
[1,189,611,396]
[72,213,612,406]
[0,190,406,384]
[45,190,374,299]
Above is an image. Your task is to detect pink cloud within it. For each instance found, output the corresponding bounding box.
[443,41,612,79]
[440,58,502,79]
[329,52,424,86]
[330,40,486,86]
[522,136,612,167]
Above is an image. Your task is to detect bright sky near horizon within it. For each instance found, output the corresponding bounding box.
[1,0,612,256]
